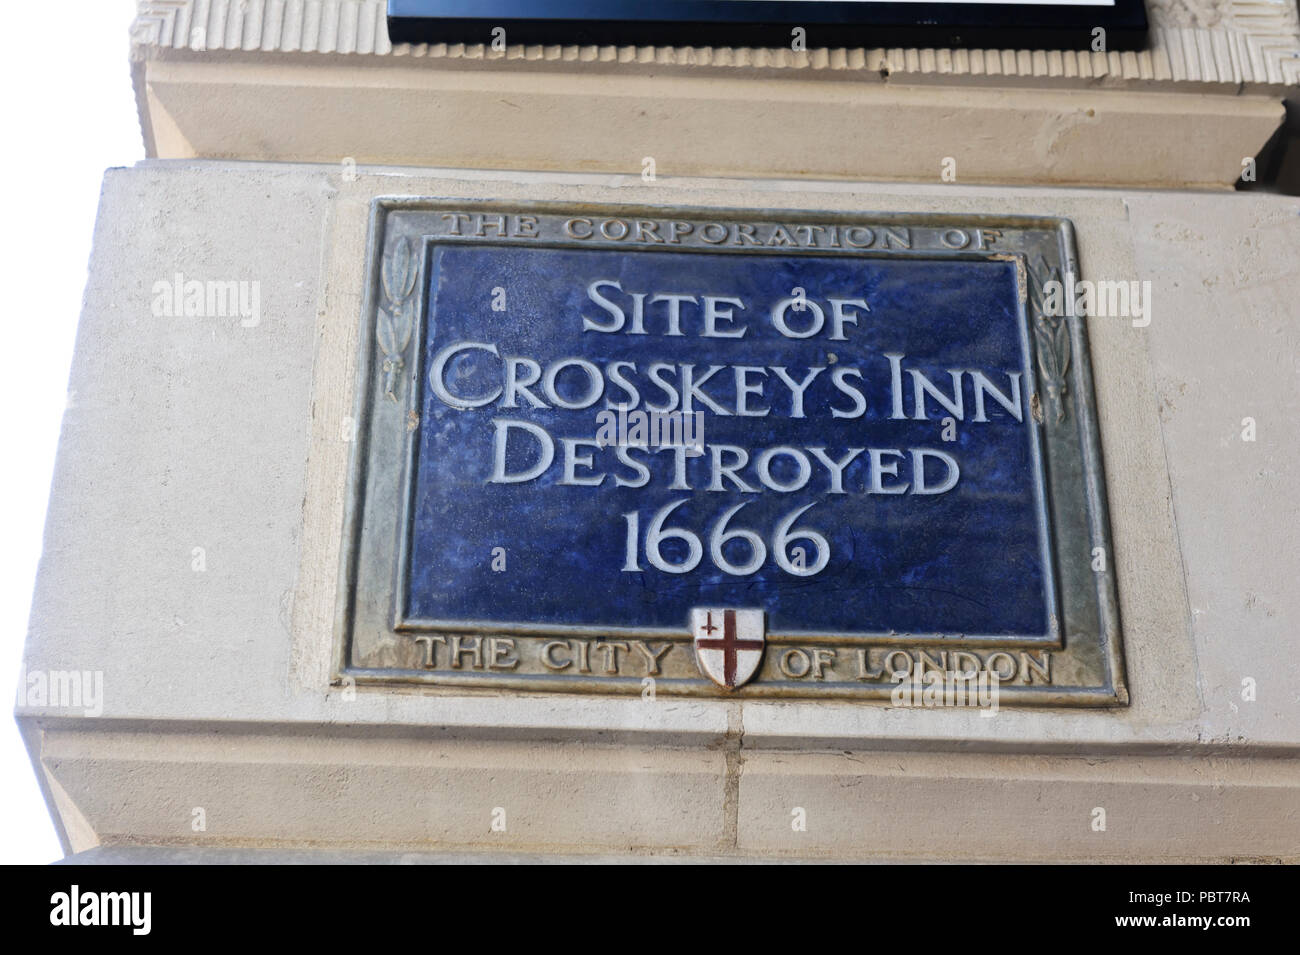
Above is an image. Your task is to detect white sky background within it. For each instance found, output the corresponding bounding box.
[0,0,143,864]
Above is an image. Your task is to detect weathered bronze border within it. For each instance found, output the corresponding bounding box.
[334,199,1128,706]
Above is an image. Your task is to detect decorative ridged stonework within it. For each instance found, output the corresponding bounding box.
[131,0,1299,90]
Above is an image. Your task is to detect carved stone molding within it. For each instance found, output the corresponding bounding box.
[132,0,1299,91]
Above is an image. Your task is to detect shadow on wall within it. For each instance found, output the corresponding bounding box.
[1238,96,1300,195]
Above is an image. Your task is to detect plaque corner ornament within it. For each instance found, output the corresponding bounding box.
[376,235,419,402]
[1026,254,1072,426]
[692,608,766,690]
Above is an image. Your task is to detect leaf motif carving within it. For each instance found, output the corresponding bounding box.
[394,299,414,353]
[1026,256,1059,319]
[1027,256,1071,426]
[382,237,416,304]
[1034,324,1055,380]
[376,236,420,402]
[1054,320,1071,381]
[376,307,397,357]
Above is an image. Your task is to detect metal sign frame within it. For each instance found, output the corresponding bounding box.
[335,198,1128,705]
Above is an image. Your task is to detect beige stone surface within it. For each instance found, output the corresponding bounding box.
[18,161,1300,859]
[128,1,1297,187]
[38,727,729,854]
[1126,195,1300,746]
[738,750,1300,861]
[135,62,1285,189]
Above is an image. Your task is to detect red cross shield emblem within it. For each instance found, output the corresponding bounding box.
[692,608,765,689]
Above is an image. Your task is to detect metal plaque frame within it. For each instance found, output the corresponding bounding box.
[334,198,1128,705]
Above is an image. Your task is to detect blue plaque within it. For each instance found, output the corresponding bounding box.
[404,246,1053,643]
[339,202,1126,704]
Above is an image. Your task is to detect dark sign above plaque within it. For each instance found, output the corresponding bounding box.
[387,0,1149,52]
[337,201,1127,705]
